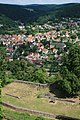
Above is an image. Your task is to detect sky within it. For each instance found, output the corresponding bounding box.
[0,0,80,5]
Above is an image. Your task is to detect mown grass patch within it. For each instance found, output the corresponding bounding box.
[2,82,80,119]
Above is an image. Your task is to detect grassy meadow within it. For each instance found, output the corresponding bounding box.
[3,107,55,120]
[2,82,80,119]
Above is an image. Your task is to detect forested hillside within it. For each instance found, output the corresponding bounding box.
[0,3,80,25]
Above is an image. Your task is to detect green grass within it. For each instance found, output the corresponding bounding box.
[2,82,80,119]
[3,107,54,120]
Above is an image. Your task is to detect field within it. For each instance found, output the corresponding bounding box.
[2,82,80,119]
[3,107,54,120]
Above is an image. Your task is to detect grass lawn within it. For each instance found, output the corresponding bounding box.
[3,107,54,120]
[2,82,80,119]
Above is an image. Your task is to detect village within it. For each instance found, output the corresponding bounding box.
[0,17,80,64]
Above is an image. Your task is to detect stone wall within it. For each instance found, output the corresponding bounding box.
[14,80,49,88]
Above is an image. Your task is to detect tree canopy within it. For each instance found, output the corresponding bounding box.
[59,44,80,97]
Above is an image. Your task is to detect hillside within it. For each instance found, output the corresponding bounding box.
[0,4,42,24]
[52,3,80,18]
[0,3,80,25]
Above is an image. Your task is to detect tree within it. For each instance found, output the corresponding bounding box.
[68,45,80,72]
[59,44,80,97]
[0,47,7,86]
[32,45,38,53]
[0,81,3,119]
[0,71,6,87]
[57,80,71,97]
[60,66,69,79]
[34,69,48,83]
[61,44,80,76]
[49,54,59,75]
[71,34,77,41]
[74,66,80,78]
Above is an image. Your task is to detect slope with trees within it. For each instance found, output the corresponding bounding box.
[55,44,80,97]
